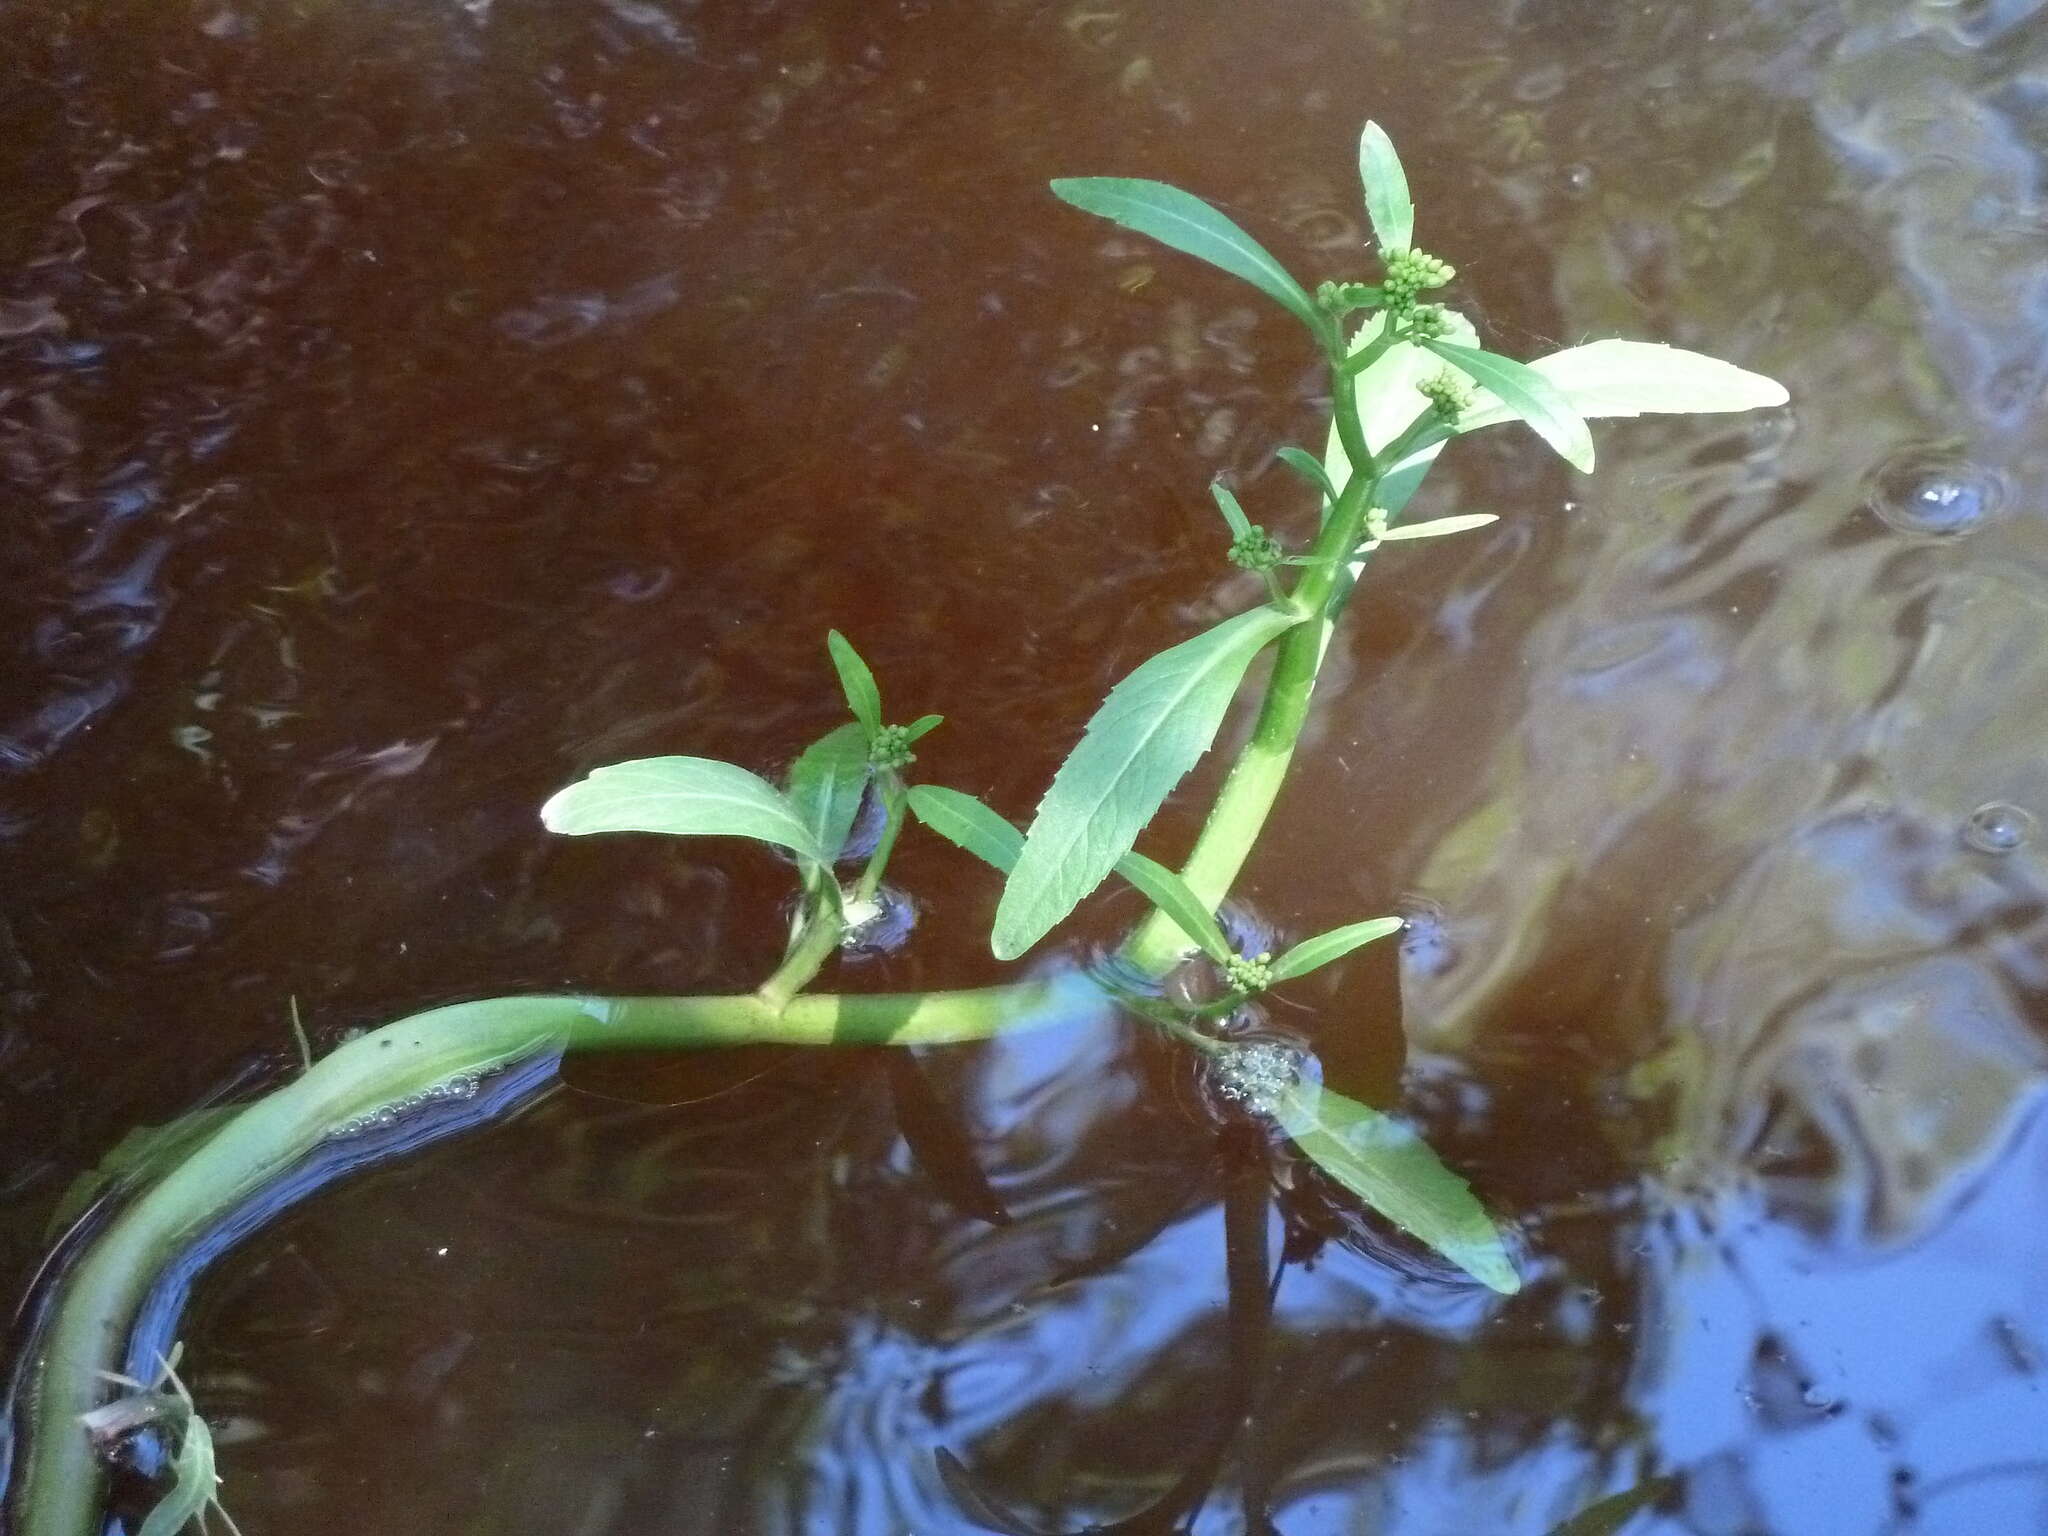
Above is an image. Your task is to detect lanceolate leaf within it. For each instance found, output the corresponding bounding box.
[1209,481,1254,538]
[785,722,871,869]
[1545,1478,1680,1536]
[1422,339,1595,473]
[826,630,884,739]
[45,1106,241,1239]
[136,1412,216,1536]
[913,786,1233,961]
[1114,851,1232,962]
[1358,121,1415,255]
[1523,339,1787,420]
[907,784,1023,872]
[1268,915,1404,983]
[1273,1082,1520,1294]
[902,713,945,743]
[1377,513,1500,542]
[541,756,824,863]
[1050,177,1324,337]
[993,605,1302,960]
[1275,445,1339,507]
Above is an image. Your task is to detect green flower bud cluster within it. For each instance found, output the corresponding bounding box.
[1223,950,1274,993]
[1416,368,1474,424]
[1227,527,1283,573]
[868,724,917,771]
[1405,303,1452,341]
[1382,247,1456,306]
[1314,279,1380,318]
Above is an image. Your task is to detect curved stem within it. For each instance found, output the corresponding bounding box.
[11,977,1097,1536]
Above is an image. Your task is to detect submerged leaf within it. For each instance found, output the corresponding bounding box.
[1423,339,1595,473]
[825,630,884,739]
[46,1106,242,1239]
[135,1412,217,1536]
[785,722,870,869]
[1545,1476,1680,1536]
[1273,1082,1520,1294]
[1050,177,1324,337]
[541,757,824,863]
[1267,916,1404,982]
[993,605,1301,959]
[1358,121,1415,255]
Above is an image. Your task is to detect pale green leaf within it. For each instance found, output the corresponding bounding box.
[785,723,870,869]
[1377,513,1499,542]
[1050,178,1324,337]
[826,630,883,739]
[1209,481,1253,538]
[1358,121,1415,255]
[907,784,1023,873]
[1274,1082,1520,1293]
[1423,339,1596,473]
[1524,340,1787,420]
[993,605,1302,959]
[136,1413,216,1536]
[1268,915,1404,982]
[541,756,824,863]
[902,713,945,743]
[1113,851,1232,962]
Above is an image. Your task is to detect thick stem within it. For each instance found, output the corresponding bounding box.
[13,977,1097,1536]
[1122,366,1379,976]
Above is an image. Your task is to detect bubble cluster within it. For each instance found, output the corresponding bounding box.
[328,1071,484,1138]
[1963,802,2035,855]
[1203,1037,1312,1120]
[1864,447,2007,537]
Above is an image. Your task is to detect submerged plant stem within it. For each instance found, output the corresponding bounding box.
[14,980,1091,1536]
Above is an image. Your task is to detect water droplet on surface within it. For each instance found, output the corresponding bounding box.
[1864,448,2007,537]
[1963,802,2034,854]
[1562,163,1596,199]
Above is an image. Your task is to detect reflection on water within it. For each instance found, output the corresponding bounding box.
[4,0,2047,1532]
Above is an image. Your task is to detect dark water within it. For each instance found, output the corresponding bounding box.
[5,0,2048,1531]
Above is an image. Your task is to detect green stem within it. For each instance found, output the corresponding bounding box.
[14,977,1095,1536]
[851,775,906,904]
[1122,367,1379,976]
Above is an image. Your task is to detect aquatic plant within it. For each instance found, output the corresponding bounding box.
[5,122,1785,1536]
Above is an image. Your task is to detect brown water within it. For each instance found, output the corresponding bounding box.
[5,0,2048,1532]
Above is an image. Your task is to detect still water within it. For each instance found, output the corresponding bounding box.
[4,0,2048,1531]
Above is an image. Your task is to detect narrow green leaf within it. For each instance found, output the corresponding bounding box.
[1268,916,1404,983]
[786,722,870,868]
[993,605,1302,960]
[902,713,945,744]
[1422,339,1596,473]
[1209,481,1253,538]
[1113,851,1232,962]
[1545,1477,1680,1536]
[1377,513,1500,542]
[826,630,884,739]
[907,784,1023,873]
[137,1413,216,1536]
[1358,121,1415,255]
[1275,446,1339,507]
[541,756,825,863]
[1273,1082,1520,1294]
[910,788,1223,958]
[1050,177,1324,337]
